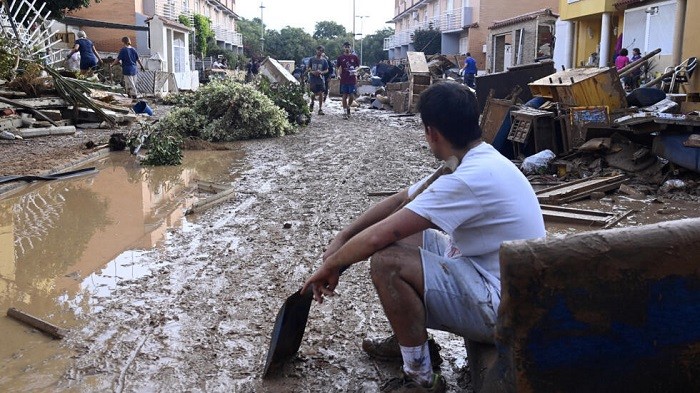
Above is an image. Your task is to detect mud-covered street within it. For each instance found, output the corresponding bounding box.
[2,97,700,392]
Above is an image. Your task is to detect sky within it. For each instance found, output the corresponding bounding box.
[234,0,395,37]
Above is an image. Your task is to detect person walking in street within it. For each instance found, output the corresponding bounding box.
[308,45,329,116]
[301,81,546,392]
[67,30,101,75]
[336,42,360,119]
[461,52,477,89]
[114,36,145,99]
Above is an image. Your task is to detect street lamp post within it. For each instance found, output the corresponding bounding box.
[356,15,369,65]
[260,2,265,54]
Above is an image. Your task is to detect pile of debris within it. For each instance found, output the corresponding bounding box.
[0,67,147,142]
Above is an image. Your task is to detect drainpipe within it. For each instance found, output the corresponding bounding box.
[563,20,574,69]
[599,12,612,67]
[672,0,687,64]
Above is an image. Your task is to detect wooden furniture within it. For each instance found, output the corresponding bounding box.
[529,67,627,110]
[406,51,431,113]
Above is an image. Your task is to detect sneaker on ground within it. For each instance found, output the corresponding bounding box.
[362,335,442,368]
[380,372,446,393]
[318,109,325,115]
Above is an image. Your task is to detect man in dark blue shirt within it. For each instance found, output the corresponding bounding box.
[462,52,477,89]
[115,37,145,99]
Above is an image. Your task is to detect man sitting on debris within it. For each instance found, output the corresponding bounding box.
[302,81,546,392]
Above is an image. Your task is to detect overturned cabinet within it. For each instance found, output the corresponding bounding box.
[508,106,559,156]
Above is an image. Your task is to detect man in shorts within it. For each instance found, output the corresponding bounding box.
[336,41,360,119]
[302,81,545,392]
[308,46,329,115]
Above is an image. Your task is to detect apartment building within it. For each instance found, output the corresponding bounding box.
[556,0,697,92]
[385,0,559,71]
[67,0,243,54]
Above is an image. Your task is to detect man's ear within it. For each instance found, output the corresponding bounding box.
[425,126,440,143]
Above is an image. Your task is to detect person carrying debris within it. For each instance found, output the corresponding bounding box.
[67,30,102,75]
[301,81,546,392]
[114,37,145,99]
[336,42,360,120]
[308,45,329,115]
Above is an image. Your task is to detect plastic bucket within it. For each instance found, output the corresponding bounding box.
[133,101,153,116]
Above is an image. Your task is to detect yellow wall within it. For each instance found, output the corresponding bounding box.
[574,17,601,67]
[559,0,616,20]
[682,0,700,93]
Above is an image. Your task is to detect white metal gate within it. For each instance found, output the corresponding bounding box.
[0,0,62,65]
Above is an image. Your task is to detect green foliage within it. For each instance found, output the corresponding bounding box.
[142,128,184,166]
[237,18,265,58]
[0,37,18,81]
[264,27,316,65]
[161,80,293,142]
[153,107,206,138]
[361,27,394,66]
[11,0,99,18]
[313,21,347,40]
[413,26,441,55]
[193,14,214,58]
[256,77,310,125]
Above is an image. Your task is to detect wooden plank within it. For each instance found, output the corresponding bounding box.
[540,204,614,226]
[406,51,429,74]
[535,175,628,204]
[185,187,235,215]
[0,97,68,110]
[7,307,67,339]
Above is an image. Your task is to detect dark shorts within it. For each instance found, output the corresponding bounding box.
[309,80,325,94]
[80,58,98,71]
[339,84,356,95]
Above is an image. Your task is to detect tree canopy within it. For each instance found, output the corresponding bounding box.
[11,0,100,18]
[313,21,346,40]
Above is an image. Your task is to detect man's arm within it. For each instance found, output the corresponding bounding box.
[301,206,433,302]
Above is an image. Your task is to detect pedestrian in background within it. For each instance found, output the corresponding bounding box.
[308,45,329,116]
[114,36,145,99]
[67,30,101,75]
[336,42,360,120]
[462,52,477,89]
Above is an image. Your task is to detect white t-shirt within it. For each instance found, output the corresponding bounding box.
[406,142,545,279]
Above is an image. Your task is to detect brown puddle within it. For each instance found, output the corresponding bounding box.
[0,149,244,391]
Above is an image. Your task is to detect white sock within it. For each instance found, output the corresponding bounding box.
[400,341,433,385]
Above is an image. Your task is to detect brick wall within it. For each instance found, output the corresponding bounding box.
[68,0,139,53]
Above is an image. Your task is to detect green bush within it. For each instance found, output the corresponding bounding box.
[142,129,183,166]
[192,79,293,141]
[256,77,310,125]
[154,107,206,138]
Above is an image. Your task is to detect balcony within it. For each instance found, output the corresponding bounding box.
[213,25,242,47]
[155,1,191,22]
[383,6,474,50]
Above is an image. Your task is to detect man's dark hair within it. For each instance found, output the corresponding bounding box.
[416,81,481,148]
[466,52,471,57]
[619,48,628,56]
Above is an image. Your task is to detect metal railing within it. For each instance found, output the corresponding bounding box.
[154,0,241,47]
[384,7,473,50]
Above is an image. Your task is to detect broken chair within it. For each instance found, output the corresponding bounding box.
[661,56,697,93]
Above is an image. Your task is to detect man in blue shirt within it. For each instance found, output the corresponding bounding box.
[462,52,477,89]
[114,37,145,99]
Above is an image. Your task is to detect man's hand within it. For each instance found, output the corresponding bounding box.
[301,264,340,303]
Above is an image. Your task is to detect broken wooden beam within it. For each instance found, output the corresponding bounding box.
[16,126,76,138]
[6,307,67,339]
[196,180,232,194]
[185,186,236,215]
[535,174,628,204]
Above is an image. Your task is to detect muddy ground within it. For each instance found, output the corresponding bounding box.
[2,96,699,392]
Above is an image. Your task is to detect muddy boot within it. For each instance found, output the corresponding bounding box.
[380,372,446,393]
[362,335,442,368]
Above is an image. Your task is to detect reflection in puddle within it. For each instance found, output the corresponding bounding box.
[0,149,243,391]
